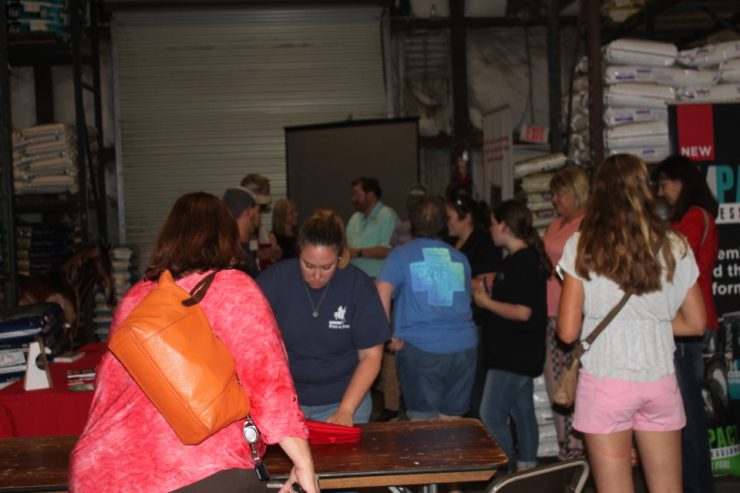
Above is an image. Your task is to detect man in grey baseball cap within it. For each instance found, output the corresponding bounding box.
[222,186,261,277]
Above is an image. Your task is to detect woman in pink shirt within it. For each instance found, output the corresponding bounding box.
[542,166,590,460]
[70,193,317,493]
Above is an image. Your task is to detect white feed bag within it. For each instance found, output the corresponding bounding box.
[514,153,567,179]
[721,59,740,83]
[526,192,553,203]
[677,84,740,102]
[678,40,740,68]
[604,38,677,67]
[521,173,555,194]
[607,145,671,163]
[604,107,668,126]
[606,120,669,149]
[527,199,555,212]
[607,134,670,149]
[605,83,675,108]
[604,66,719,87]
[605,93,668,109]
[607,83,676,99]
[533,216,555,230]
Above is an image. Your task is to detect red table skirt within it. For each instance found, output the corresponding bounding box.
[0,342,106,438]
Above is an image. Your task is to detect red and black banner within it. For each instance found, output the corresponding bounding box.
[670,103,740,477]
[669,103,740,317]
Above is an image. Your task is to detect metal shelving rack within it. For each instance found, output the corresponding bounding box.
[0,0,107,311]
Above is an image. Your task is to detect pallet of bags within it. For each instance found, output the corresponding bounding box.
[15,224,79,275]
[534,375,559,458]
[515,153,567,235]
[94,245,137,341]
[562,57,592,166]
[93,290,113,342]
[675,40,740,104]
[13,123,79,195]
[601,39,685,163]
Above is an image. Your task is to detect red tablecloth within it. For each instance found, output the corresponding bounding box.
[0,342,106,438]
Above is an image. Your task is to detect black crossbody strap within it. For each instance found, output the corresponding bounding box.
[182,270,219,307]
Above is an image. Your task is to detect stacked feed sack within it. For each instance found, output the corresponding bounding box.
[563,56,590,166]
[676,40,740,103]
[12,123,78,195]
[6,0,69,39]
[602,39,685,163]
[95,245,136,341]
[92,288,113,342]
[515,154,567,236]
[15,224,80,275]
[534,375,559,458]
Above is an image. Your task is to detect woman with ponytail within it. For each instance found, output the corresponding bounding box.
[473,199,551,471]
[257,209,390,426]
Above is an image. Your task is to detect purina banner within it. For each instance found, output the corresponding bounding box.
[670,103,740,477]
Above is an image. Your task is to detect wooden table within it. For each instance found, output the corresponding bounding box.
[266,418,507,489]
[0,434,75,492]
[0,419,506,491]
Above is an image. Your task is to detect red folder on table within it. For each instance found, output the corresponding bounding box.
[305,420,362,444]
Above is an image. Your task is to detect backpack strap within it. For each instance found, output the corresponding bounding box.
[182,271,219,307]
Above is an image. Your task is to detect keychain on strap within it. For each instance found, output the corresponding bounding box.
[243,416,270,481]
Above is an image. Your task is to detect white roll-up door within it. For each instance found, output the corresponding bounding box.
[112,6,387,271]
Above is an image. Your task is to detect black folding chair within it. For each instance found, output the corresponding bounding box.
[486,459,590,493]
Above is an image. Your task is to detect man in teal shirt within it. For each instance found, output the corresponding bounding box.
[347,177,400,279]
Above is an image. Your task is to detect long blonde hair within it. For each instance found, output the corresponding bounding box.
[576,154,679,295]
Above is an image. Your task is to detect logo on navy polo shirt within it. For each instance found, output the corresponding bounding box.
[329,305,350,329]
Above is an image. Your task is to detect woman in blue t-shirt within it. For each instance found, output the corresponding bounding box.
[257,209,389,426]
[472,200,551,472]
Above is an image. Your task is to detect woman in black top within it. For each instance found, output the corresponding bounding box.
[445,193,502,282]
[473,200,550,472]
[446,192,502,420]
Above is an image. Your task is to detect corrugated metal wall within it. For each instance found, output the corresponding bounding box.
[112,6,387,271]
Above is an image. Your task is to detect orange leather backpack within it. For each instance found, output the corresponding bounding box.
[109,270,251,445]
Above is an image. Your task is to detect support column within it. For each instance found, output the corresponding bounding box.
[586,0,604,165]
[547,0,563,153]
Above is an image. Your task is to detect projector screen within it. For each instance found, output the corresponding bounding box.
[285,118,419,225]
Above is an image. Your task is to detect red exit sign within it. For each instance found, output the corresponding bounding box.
[520,124,550,144]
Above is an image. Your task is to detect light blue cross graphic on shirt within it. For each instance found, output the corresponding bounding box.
[410,248,465,307]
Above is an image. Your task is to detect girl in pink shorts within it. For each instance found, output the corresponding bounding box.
[557,154,706,493]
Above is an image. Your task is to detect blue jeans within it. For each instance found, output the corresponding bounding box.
[300,392,372,424]
[480,369,538,469]
[396,342,477,419]
[675,333,715,493]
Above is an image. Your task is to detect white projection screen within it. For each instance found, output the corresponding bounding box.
[285,118,419,225]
